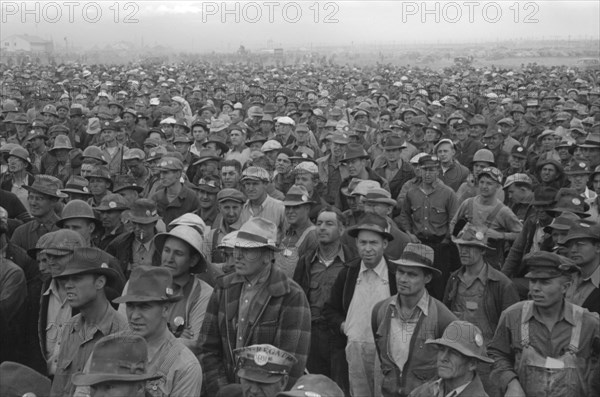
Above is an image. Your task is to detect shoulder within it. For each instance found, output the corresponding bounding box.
[501,300,528,321]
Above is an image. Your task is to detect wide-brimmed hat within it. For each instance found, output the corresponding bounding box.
[282,185,314,207]
[61,176,93,196]
[452,223,494,250]
[425,321,493,363]
[391,243,440,275]
[82,146,108,164]
[234,217,279,250]
[154,225,207,270]
[192,148,222,165]
[341,178,381,196]
[543,212,579,234]
[26,129,49,141]
[0,361,51,397]
[546,189,590,218]
[95,193,130,212]
[363,187,397,206]
[532,186,558,206]
[113,266,182,303]
[340,143,369,163]
[203,133,230,153]
[112,174,143,193]
[348,214,393,241]
[24,174,68,198]
[8,146,31,165]
[558,220,600,245]
[49,134,73,152]
[55,247,120,283]
[565,161,591,175]
[128,199,160,224]
[71,334,160,386]
[382,135,407,150]
[85,166,112,187]
[57,199,102,229]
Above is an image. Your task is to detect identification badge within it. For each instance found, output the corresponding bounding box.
[283,248,292,257]
[545,357,565,369]
[466,301,478,310]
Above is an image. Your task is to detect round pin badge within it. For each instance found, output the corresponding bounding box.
[165,287,173,296]
[475,232,484,241]
[83,187,89,192]
[109,201,117,208]
[517,147,523,152]
[101,263,108,269]
[572,198,581,205]
[474,333,483,347]
[579,162,586,168]
[253,352,269,366]
[301,195,307,202]
[174,316,185,327]
[145,210,151,216]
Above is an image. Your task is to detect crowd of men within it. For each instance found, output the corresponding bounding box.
[0,59,599,397]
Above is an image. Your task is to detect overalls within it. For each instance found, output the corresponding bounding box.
[516,301,586,397]
[275,225,316,277]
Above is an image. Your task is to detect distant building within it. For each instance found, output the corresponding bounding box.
[1,34,53,53]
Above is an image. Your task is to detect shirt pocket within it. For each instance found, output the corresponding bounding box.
[411,205,423,219]
[431,206,447,225]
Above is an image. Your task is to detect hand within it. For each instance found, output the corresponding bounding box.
[408,233,421,243]
[486,229,504,240]
[504,379,526,397]
[181,328,195,340]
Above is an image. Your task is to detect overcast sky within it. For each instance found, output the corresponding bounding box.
[1,1,598,51]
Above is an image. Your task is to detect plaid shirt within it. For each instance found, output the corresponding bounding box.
[198,263,311,396]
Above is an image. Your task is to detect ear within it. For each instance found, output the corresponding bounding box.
[95,274,107,290]
[424,272,433,285]
[382,239,389,250]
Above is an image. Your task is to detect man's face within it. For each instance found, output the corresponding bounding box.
[593,174,600,195]
[100,210,122,231]
[565,239,599,266]
[91,381,144,397]
[221,166,240,188]
[395,264,431,298]
[285,204,310,227]
[568,174,588,192]
[509,156,526,170]
[199,160,219,177]
[296,130,309,145]
[436,144,454,164]
[173,142,190,155]
[331,142,346,158]
[89,177,110,196]
[346,158,366,177]
[469,125,485,140]
[30,136,46,150]
[197,189,217,209]
[506,184,528,204]
[529,276,569,309]
[455,128,469,142]
[46,252,72,277]
[540,164,557,183]
[384,148,401,163]
[118,189,139,205]
[64,273,101,309]
[243,180,267,201]
[159,170,180,188]
[192,126,207,142]
[357,230,387,268]
[63,218,95,242]
[230,130,245,147]
[101,129,116,144]
[478,176,498,198]
[363,201,391,218]
[28,192,55,217]
[436,346,474,382]
[275,154,292,175]
[486,133,503,150]
[127,301,167,339]
[458,244,484,267]
[219,200,242,225]
[422,166,439,185]
[7,156,26,173]
[316,211,342,244]
[294,173,315,195]
[122,113,136,125]
[132,221,155,243]
[125,159,145,176]
[240,377,287,397]
[161,237,195,278]
[233,247,270,278]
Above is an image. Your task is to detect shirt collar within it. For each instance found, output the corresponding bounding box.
[459,263,489,285]
[390,289,430,317]
[526,300,576,326]
[231,263,272,287]
[444,379,472,397]
[585,264,600,288]
[72,304,118,335]
[359,256,389,282]
[133,238,154,252]
[311,244,345,264]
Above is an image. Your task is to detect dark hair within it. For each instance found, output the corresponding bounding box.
[221,159,242,173]
[513,181,533,190]
[318,205,346,226]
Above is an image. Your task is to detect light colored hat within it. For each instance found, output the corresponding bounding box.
[276,116,295,126]
[234,217,279,250]
[261,140,283,152]
[123,148,146,161]
[241,166,270,182]
[503,173,533,189]
[364,187,396,206]
[294,161,318,174]
[391,243,441,275]
[154,225,207,270]
[425,321,493,363]
[86,117,101,135]
[234,344,297,384]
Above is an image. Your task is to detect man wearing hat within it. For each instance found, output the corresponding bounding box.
[150,156,199,225]
[10,175,67,252]
[451,167,522,268]
[455,118,484,167]
[408,321,494,397]
[316,131,349,205]
[374,135,415,200]
[206,188,245,265]
[238,166,286,234]
[216,344,298,397]
[106,199,162,279]
[114,266,203,396]
[293,161,328,222]
[99,121,126,176]
[489,251,600,397]
[123,148,152,190]
[276,185,318,277]
[94,193,130,250]
[50,247,129,397]
[226,126,252,166]
[86,165,113,207]
[399,154,460,297]
[371,243,458,396]
[0,361,51,397]
[191,175,221,227]
[70,334,160,397]
[444,225,519,396]
[338,142,389,211]
[504,173,535,221]
[436,139,470,192]
[41,134,79,184]
[0,146,35,209]
[562,220,600,314]
[566,161,597,208]
[56,199,102,248]
[275,116,298,148]
[322,214,398,396]
[199,217,311,396]
[483,128,510,171]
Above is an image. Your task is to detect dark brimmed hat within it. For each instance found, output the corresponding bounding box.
[234,217,279,250]
[558,220,600,245]
[203,134,230,153]
[95,193,130,212]
[128,199,160,224]
[112,174,143,193]
[452,223,494,250]
[113,266,182,303]
[0,361,51,397]
[340,143,369,163]
[348,214,393,241]
[57,199,102,229]
[425,321,493,363]
[282,185,314,206]
[55,247,120,283]
[383,135,407,150]
[61,176,93,196]
[546,189,590,218]
[71,334,160,387]
[277,374,344,397]
[532,186,558,206]
[391,243,440,275]
[24,174,68,198]
[523,251,577,279]
[235,344,297,384]
[192,148,222,166]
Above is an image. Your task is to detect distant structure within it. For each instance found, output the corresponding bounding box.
[1,34,53,53]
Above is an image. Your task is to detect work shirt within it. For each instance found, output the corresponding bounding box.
[453,264,494,339]
[345,257,391,343]
[399,180,459,239]
[308,247,346,321]
[43,279,72,375]
[239,195,285,235]
[50,305,128,397]
[566,264,600,307]
[132,238,155,269]
[235,266,271,348]
[225,146,252,166]
[389,290,430,371]
[488,300,600,391]
[151,184,200,226]
[11,212,61,252]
